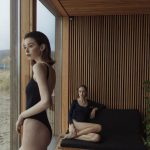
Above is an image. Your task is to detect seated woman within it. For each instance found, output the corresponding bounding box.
[64,85,102,142]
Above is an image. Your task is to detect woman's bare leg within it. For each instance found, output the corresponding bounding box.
[73,120,102,136]
[64,120,102,140]
[76,125,101,136]
[21,118,51,150]
[75,133,101,142]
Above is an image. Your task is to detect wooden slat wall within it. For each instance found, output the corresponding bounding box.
[68,15,150,117]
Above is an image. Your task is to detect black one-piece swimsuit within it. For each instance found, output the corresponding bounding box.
[25,64,52,135]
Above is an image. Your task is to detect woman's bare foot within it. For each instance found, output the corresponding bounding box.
[63,132,77,139]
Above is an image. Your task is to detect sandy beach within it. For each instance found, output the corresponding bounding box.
[0,91,10,150]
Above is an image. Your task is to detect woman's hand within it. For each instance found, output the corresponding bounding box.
[16,113,24,134]
[90,107,98,119]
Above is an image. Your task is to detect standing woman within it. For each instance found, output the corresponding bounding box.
[16,31,56,150]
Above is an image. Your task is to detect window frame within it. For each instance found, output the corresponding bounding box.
[10,0,20,149]
[36,0,63,136]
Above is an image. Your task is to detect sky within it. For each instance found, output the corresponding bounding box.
[0,0,55,51]
[37,0,55,51]
[0,0,10,50]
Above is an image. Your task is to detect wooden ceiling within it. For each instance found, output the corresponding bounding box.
[54,0,150,16]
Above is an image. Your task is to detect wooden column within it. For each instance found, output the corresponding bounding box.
[10,0,20,149]
[20,0,36,143]
[20,0,36,114]
[61,17,69,134]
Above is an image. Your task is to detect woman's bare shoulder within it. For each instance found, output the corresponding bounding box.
[32,62,47,76]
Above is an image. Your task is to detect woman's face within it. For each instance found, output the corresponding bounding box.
[78,87,87,98]
[23,37,41,60]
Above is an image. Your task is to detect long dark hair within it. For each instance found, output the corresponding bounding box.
[24,31,55,66]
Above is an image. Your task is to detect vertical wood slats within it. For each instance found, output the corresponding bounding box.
[68,15,150,116]
[62,17,69,134]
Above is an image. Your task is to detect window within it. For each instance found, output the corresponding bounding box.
[36,0,56,133]
[0,0,10,149]
[37,0,55,54]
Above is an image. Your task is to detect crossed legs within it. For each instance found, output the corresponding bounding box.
[64,119,102,142]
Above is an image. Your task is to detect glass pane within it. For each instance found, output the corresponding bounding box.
[37,0,55,57]
[36,0,56,135]
[0,0,10,149]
